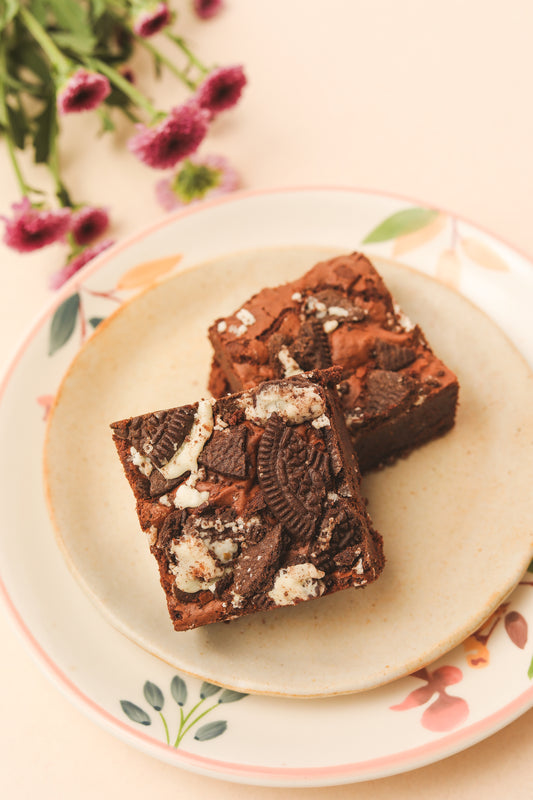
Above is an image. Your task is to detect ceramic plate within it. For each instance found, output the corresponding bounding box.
[1,188,533,785]
[44,247,533,697]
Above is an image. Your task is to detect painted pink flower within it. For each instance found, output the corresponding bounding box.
[193,0,223,19]
[71,207,110,246]
[155,154,239,210]
[57,69,111,114]
[128,102,209,169]
[49,239,114,290]
[2,198,71,253]
[390,666,469,733]
[196,65,246,116]
[133,2,171,37]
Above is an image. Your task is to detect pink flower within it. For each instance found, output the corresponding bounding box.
[2,198,71,253]
[57,69,111,114]
[193,0,223,19]
[155,154,239,210]
[196,65,246,116]
[71,207,110,246]
[133,2,171,37]
[128,102,209,169]
[49,239,114,290]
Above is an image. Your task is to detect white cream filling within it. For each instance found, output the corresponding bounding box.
[236,308,256,327]
[277,345,302,378]
[312,413,331,429]
[159,399,213,480]
[268,563,325,606]
[169,534,224,593]
[242,383,326,426]
[130,446,153,477]
[323,319,338,334]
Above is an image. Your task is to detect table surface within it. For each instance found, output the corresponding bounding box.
[2,1,533,797]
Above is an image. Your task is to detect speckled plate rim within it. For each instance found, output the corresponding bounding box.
[0,186,532,787]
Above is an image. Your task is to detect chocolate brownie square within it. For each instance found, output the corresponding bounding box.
[208,252,459,471]
[111,370,384,631]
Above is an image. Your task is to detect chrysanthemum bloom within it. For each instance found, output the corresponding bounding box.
[193,0,223,19]
[57,69,111,114]
[195,65,246,116]
[49,239,114,291]
[133,2,171,37]
[71,207,110,246]
[2,198,71,253]
[155,155,239,211]
[128,102,209,169]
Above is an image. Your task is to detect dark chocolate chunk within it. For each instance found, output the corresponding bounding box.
[288,319,332,371]
[313,503,363,556]
[333,545,362,568]
[257,417,330,541]
[149,470,180,498]
[365,370,413,417]
[232,524,283,598]
[198,425,249,479]
[375,340,417,371]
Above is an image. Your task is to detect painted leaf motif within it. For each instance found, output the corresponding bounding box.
[432,665,463,687]
[170,675,187,706]
[392,212,447,256]
[116,254,182,291]
[218,689,248,704]
[120,700,151,725]
[460,238,509,272]
[194,720,228,741]
[89,316,104,329]
[49,293,80,356]
[390,683,435,711]
[463,636,490,668]
[143,681,164,711]
[528,655,533,680]
[435,248,461,289]
[200,681,221,699]
[421,693,469,732]
[362,208,438,244]
[527,559,533,574]
[505,611,528,649]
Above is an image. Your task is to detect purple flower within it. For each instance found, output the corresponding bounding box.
[57,69,111,114]
[196,65,246,116]
[155,155,239,211]
[1,198,71,253]
[71,207,110,246]
[193,0,223,19]
[128,102,209,169]
[49,239,114,290]
[133,2,172,37]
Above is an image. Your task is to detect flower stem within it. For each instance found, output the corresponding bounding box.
[0,41,30,196]
[159,712,170,745]
[174,702,219,747]
[134,34,196,90]
[87,57,160,120]
[165,33,210,78]
[18,6,71,76]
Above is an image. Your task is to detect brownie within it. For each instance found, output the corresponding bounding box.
[111,370,384,631]
[208,252,459,472]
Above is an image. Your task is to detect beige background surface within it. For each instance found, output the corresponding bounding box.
[1,1,533,796]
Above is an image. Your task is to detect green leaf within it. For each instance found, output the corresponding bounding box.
[218,689,248,704]
[33,97,55,164]
[47,0,88,33]
[170,675,187,706]
[362,208,439,244]
[48,293,80,356]
[528,654,533,680]
[143,681,164,711]
[50,30,96,56]
[12,43,50,84]
[6,102,26,149]
[89,0,107,21]
[88,316,104,328]
[199,681,221,699]
[194,720,227,741]
[0,0,20,32]
[120,700,151,726]
[527,559,533,573]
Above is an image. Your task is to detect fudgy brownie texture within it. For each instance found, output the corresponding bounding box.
[111,370,384,631]
[208,252,459,472]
